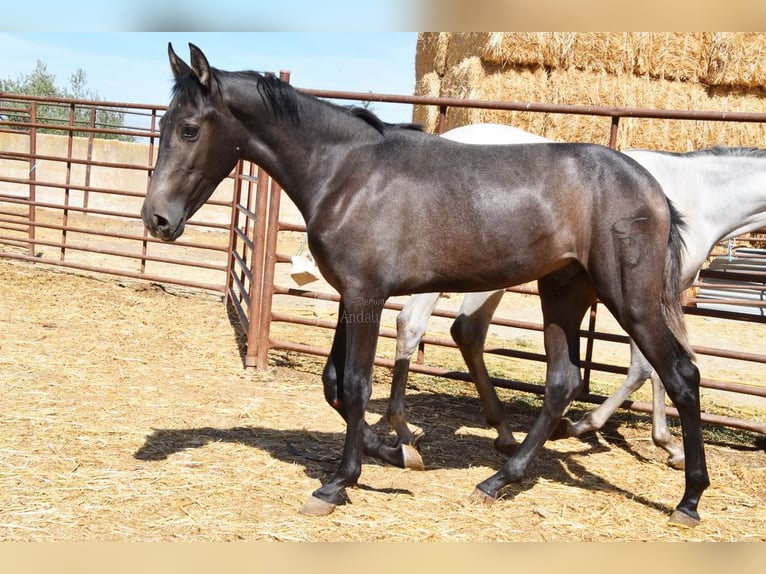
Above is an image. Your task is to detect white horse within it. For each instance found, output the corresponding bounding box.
[388,123,766,469]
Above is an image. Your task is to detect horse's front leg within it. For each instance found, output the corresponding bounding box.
[388,292,441,446]
[474,273,594,501]
[303,298,409,515]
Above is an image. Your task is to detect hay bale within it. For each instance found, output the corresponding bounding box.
[470,65,550,137]
[704,85,766,147]
[481,32,577,70]
[438,56,486,129]
[415,32,453,80]
[444,33,491,69]
[569,33,636,75]
[632,32,710,82]
[704,32,766,88]
[413,71,443,133]
[413,32,766,149]
[547,69,713,149]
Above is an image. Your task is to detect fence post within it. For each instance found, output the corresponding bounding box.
[250,69,293,370]
[255,172,283,370]
[140,108,160,276]
[244,166,270,368]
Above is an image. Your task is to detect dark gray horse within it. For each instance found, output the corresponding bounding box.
[141,43,708,526]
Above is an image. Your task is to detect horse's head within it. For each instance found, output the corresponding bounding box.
[141,43,246,241]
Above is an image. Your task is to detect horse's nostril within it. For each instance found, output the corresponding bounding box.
[154,214,170,231]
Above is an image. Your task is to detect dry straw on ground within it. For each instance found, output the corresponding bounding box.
[0,259,764,541]
[415,33,766,151]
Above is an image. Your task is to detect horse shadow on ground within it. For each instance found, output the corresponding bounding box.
[133,388,743,514]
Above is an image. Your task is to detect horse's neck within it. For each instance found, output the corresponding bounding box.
[638,153,766,280]
[677,157,766,238]
[231,86,374,220]
[631,152,766,234]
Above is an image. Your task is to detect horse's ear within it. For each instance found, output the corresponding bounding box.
[168,43,192,82]
[188,43,212,89]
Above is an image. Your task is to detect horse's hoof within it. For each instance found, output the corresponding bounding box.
[669,509,700,528]
[666,455,685,471]
[299,496,336,517]
[469,487,496,506]
[402,443,424,471]
[550,417,576,440]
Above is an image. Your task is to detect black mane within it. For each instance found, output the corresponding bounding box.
[347,106,424,134]
[172,68,300,123]
[650,146,766,158]
[173,66,423,135]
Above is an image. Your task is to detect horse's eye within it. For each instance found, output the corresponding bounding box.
[181,124,199,140]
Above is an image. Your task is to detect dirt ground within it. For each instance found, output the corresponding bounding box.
[0,258,764,541]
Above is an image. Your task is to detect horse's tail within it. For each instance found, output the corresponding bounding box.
[662,198,695,359]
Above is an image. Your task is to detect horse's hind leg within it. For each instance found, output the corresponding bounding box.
[626,321,708,525]
[474,270,595,501]
[451,289,519,454]
[387,292,441,447]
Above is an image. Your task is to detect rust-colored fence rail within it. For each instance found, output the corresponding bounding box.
[0,93,238,294]
[2,88,765,437]
[251,86,766,436]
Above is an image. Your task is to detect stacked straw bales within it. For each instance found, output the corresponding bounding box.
[414,33,766,151]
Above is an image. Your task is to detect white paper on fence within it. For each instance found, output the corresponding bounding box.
[290,254,321,286]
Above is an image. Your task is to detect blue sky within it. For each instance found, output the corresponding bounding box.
[3,2,415,33]
[0,32,419,123]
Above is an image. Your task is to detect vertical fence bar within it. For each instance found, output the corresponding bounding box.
[244,166,270,368]
[140,108,159,276]
[60,102,76,262]
[251,69,293,370]
[608,116,620,149]
[437,105,447,134]
[225,160,245,297]
[83,106,96,209]
[27,102,37,257]
[256,172,283,370]
[581,303,599,392]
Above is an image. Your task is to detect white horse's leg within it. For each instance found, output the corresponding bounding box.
[387,292,441,446]
[555,340,651,437]
[554,341,685,469]
[451,289,519,454]
[650,371,685,469]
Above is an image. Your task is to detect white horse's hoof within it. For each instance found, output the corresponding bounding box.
[299,496,336,516]
[402,444,424,471]
[666,455,685,471]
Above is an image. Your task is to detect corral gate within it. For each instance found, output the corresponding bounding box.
[1,88,765,437]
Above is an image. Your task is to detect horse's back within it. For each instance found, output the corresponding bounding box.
[329,136,671,296]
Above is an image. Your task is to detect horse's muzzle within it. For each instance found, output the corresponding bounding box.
[141,204,185,242]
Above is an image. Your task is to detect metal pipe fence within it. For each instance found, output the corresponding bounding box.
[2,88,765,437]
[1,93,236,293]
[252,86,766,436]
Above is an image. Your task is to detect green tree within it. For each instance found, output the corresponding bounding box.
[1,60,131,141]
